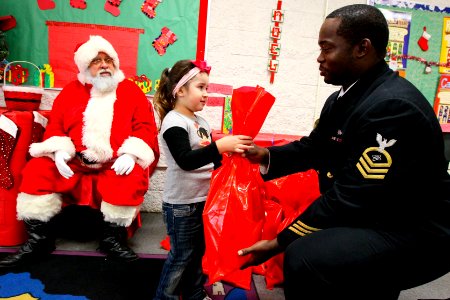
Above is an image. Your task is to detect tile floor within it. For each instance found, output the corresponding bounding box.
[2,212,450,300]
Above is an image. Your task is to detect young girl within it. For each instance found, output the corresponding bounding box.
[153,59,253,300]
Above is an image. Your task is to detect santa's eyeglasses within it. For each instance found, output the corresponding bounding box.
[90,57,114,66]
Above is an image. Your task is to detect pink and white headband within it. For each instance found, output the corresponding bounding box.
[172,60,211,98]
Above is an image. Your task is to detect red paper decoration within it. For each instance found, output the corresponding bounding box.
[70,0,87,10]
[152,27,177,56]
[417,26,431,52]
[104,0,122,17]
[268,1,283,84]
[36,0,55,10]
[141,0,162,19]
[46,21,143,87]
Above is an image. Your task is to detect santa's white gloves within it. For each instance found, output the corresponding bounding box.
[55,150,74,179]
[111,153,137,175]
[55,151,136,177]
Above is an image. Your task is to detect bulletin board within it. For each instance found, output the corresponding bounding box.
[0,0,208,93]
[369,0,450,105]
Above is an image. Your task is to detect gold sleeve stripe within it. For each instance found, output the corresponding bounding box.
[296,220,320,231]
[292,223,312,234]
[288,226,306,236]
[287,220,321,236]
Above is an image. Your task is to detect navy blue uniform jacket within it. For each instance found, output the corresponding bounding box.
[269,62,450,247]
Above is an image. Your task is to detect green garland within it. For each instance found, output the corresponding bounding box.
[391,53,450,69]
[0,30,9,61]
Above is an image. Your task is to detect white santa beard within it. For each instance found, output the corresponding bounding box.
[82,89,116,163]
[85,69,120,93]
[81,69,119,162]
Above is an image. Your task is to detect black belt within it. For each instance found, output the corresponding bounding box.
[76,152,97,165]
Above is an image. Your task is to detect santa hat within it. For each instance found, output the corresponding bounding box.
[74,35,121,84]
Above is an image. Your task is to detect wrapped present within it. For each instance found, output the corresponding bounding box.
[2,61,44,111]
[128,74,152,94]
[6,64,29,86]
[39,64,55,88]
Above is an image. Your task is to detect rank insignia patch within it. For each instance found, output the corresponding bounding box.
[356,133,396,179]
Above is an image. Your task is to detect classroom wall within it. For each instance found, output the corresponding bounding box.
[146,0,450,212]
[1,0,448,212]
[203,0,360,135]
[147,0,352,211]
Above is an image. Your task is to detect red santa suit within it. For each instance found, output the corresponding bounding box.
[16,36,159,227]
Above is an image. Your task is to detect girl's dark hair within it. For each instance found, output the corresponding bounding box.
[327,4,389,58]
[153,59,196,128]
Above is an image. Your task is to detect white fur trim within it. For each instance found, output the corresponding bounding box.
[29,136,76,160]
[118,136,155,169]
[100,201,139,227]
[74,35,120,83]
[0,115,18,138]
[17,192,62,222]
[77,73,86,85]
[2,85,44,94]
[81,90,116,163]
[33,111,48,128]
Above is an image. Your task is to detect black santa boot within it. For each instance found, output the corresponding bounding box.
[98,221,139,262]
[0,219,55,268]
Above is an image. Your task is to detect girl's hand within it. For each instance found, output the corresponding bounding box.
[216,135,253,154]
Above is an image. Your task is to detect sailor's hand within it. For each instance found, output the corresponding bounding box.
[242,144,269,165]
[238,239,283,269]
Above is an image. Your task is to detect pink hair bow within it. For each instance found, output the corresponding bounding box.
[191,59,211,74]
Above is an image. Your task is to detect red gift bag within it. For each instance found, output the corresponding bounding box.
[261,170,320,289]
[268,170,320,229]
[251,198,283,277]
[202,86,275,289]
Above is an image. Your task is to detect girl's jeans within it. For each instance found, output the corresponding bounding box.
[154,201,206,300]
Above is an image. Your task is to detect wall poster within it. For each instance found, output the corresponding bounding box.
[369,0,450,105]
[0,0,208,93]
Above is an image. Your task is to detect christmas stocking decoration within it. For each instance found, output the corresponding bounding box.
[27,112,48,161]
[141,0,162,19]
[417,26,431,51]
[152,27,177,56]
[37,0,56,10]
[70,0,87,9]
[30,112,48,145]
[0,115,19,190]
[105,0,123,17]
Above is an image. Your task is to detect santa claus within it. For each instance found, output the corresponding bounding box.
[0,35,159,267]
